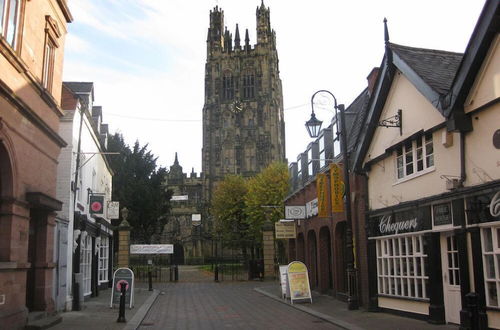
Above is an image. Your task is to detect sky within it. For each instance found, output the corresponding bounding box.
[62,0,486,174]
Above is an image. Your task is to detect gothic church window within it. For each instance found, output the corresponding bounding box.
[222,73,234,101]
[243,73,255,99]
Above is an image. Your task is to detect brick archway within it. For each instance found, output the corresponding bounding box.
[307,230,318,289]
[319,226,333,293]
[296,233,305,262]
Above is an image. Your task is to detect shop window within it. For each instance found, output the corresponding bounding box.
[80,233,92,296]
[481,227,500,307]
[376,235,429,299]
[1,0,20,48]
[99,236,109,283]
[396,133,434,180]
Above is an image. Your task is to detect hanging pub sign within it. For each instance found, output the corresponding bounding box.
[89,195,104,215]
[369,206,431,237]
[285,206,306,219]
[107,201,120,219]
[466,190,500,224]
[330,163,344,212]
[316,173,328,218]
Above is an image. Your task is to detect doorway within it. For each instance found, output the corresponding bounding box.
[440,233,461,324]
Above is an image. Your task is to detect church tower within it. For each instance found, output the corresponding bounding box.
[202,1,286,202]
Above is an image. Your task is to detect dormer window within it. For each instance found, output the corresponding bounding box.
[396,133,434,180]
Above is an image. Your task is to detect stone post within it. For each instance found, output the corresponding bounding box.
[262,220,275,280]
[117,208,131,268]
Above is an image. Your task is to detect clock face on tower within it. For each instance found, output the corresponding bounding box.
[231,100,243,114]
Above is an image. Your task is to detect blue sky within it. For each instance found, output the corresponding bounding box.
[63,0,486,174]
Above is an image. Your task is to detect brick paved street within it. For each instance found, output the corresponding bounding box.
[139,266,340,330]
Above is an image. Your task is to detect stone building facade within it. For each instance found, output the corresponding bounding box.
[163,154,204,264]
[0,0,72,328]
[201,2,286,204]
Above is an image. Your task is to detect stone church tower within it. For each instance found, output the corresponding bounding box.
[202,1,286,202]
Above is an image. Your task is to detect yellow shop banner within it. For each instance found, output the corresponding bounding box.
[330,163,344,212]
[316,173,328,217]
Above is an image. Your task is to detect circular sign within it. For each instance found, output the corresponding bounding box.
[91,201,103,212]
[116,279,129,291]
[493,129,500,149]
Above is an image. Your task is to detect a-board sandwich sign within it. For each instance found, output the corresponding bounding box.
[287,261,312,304]
[110,267,134,308]
[279,265,290,299]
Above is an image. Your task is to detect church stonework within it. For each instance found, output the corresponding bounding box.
[202,2,286,203]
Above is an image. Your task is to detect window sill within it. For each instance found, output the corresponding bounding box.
[393,167,435,186]
[378,293,430,303]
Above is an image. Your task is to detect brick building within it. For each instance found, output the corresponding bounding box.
[0,0,72,328]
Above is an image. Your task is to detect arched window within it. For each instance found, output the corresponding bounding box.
[222,72,234,101]
[242,72,255,99]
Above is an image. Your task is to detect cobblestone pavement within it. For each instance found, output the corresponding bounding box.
[139,266,340,330]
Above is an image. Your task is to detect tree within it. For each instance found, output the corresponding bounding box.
[245,162,290,245]
[211,175,249,254]
[107,133,172,243]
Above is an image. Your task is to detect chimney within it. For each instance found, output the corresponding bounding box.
[367,67,380,95]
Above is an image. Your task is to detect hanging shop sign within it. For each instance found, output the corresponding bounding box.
[305,198,318,218]
[107,201,120,219]
[370,206,431,237]
[285,206,306,219]
[110,268,134,308]
[275,222,296,239]
[89,195,104,215]
[317,173,329,218]
[287,261,312,304]
[466,190,500,224]
[130,244,174,254]
[330,163,344,213]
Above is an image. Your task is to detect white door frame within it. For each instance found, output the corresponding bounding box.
[440,233,462,324]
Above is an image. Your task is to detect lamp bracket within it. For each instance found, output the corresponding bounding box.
[378,109,402,135]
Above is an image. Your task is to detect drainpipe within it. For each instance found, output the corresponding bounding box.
[460,131,466,186]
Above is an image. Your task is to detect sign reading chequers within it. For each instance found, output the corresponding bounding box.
[370,207,431,237]
[130,244,173,254]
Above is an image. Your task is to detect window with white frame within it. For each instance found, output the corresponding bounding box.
[80,233,92,296]
[318,135,326,168]
[99,236,109,283]
[332,119,341,158]
[376,235,429,299]
[396,133,434,180]
[307,148,313,177]
[1,0,20,48]
[481,226,500,307]
[297,156,302,183]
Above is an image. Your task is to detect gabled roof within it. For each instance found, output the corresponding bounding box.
[390,43,463,96]
[345,88,370,154]
[64,82,94,98]
[353,0,499,172]
[446,0,499,117]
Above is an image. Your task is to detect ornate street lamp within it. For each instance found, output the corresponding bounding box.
[307,90,358,310]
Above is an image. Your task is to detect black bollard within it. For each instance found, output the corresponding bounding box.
[174,265,179,281]
[73,282,81,311]
[214,264,219,282]
[117,282,127,323]
[148,270,153,291]
[465,292,479,330]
